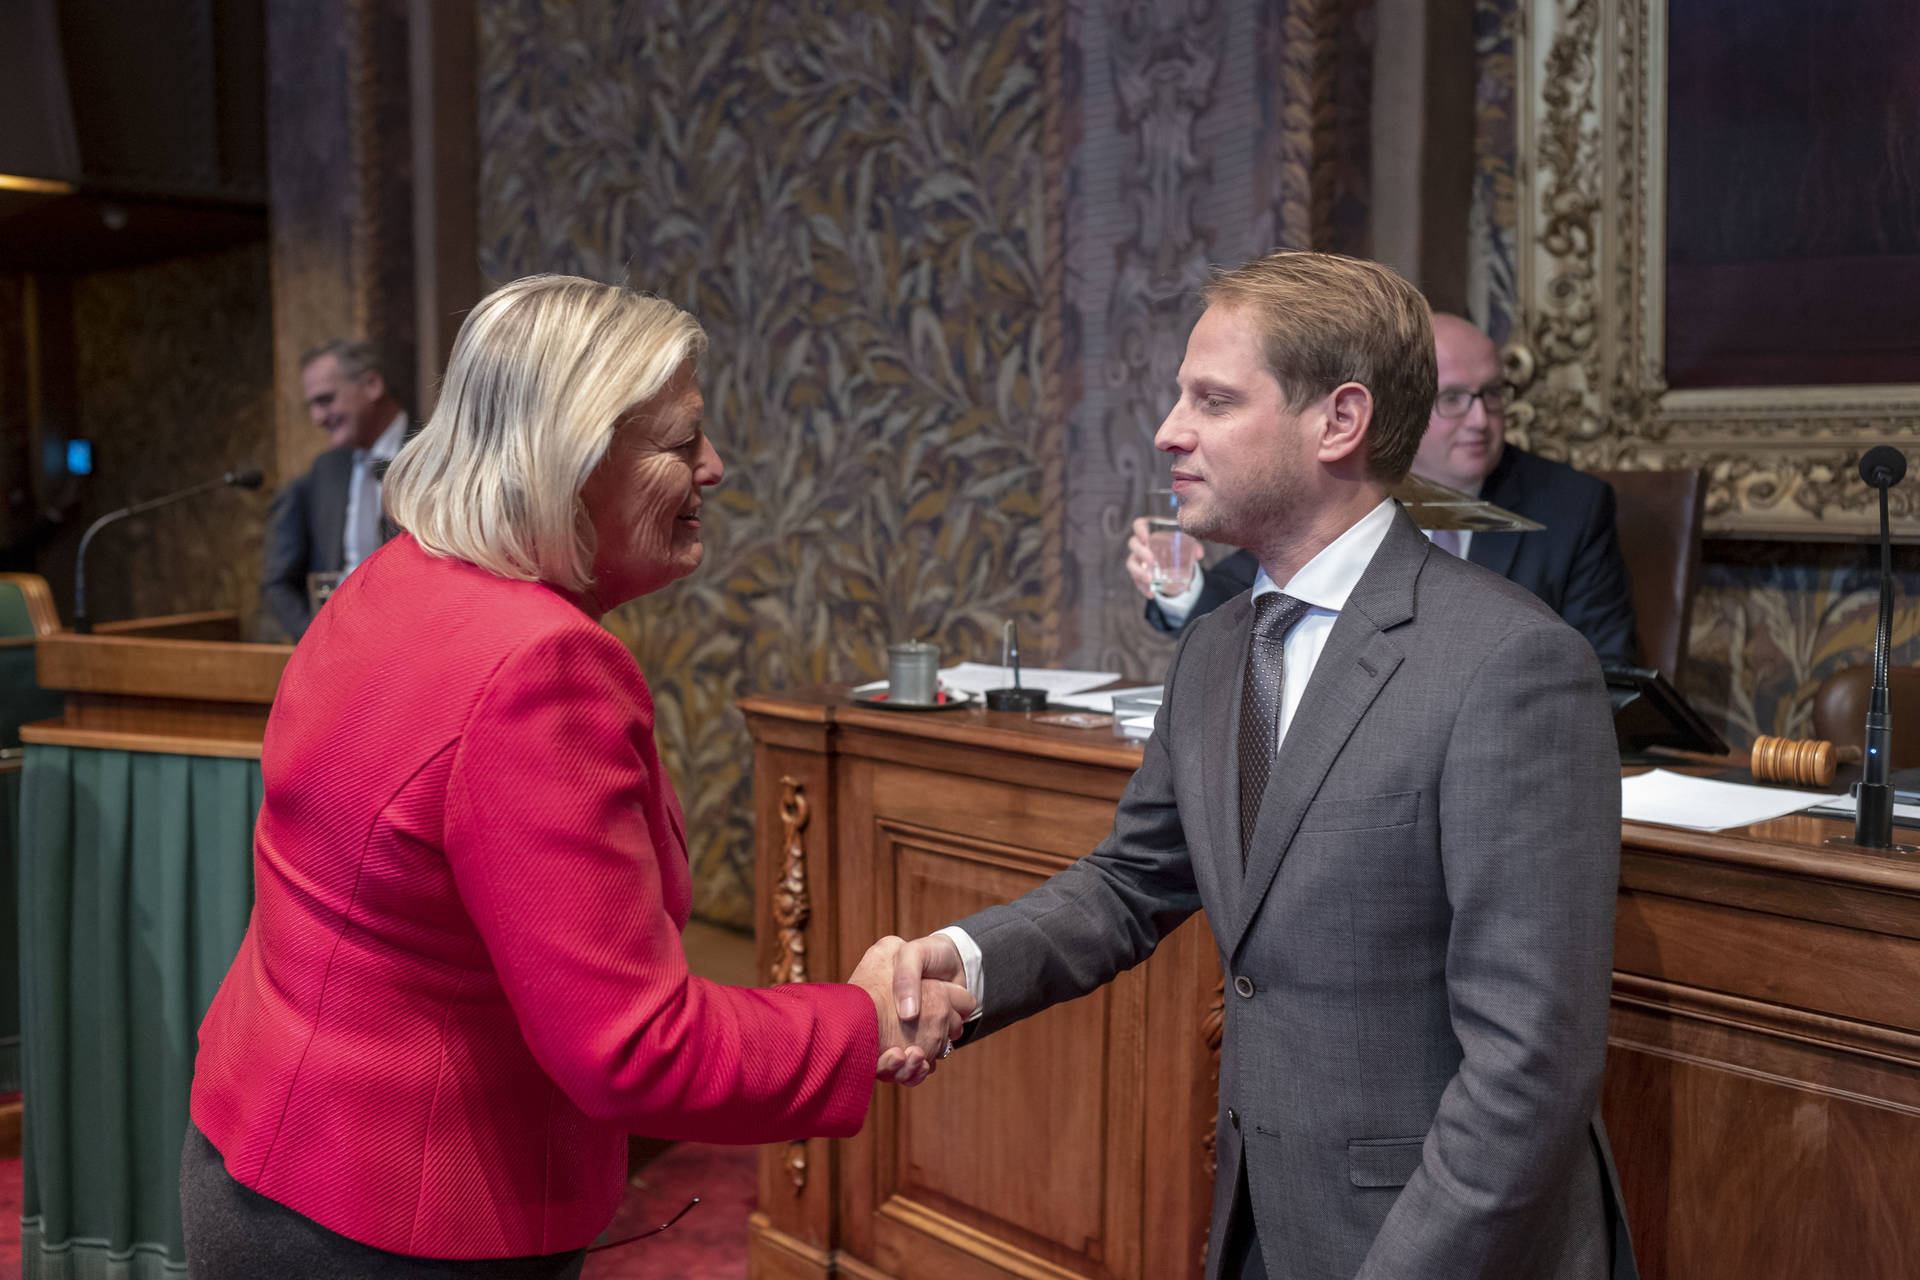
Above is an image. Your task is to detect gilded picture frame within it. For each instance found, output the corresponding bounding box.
[1508,0,1920,539]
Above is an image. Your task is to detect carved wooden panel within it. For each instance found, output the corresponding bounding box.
[749,735,839,1257]
[879,825,1136,1276]
[1610,821,1920,1277]
[819,743,1214,1280]
[1606,995,1920,1280]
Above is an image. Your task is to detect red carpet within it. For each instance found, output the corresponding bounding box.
[0,1141,755,1278]
[586,1142,757,1279]
[0,1152,18,1273]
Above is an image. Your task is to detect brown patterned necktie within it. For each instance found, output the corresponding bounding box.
[1237,592,1312,866]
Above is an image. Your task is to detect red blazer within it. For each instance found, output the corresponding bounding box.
[192,535,876,1258]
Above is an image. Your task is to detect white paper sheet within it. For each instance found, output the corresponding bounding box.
[937,663,1120,699]
[1620,768,1844,832]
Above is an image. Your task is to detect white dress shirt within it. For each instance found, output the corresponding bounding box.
[342,412,407,574]
[942,498,1402,1017]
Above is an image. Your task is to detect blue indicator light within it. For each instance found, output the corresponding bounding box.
[67,440,92,475]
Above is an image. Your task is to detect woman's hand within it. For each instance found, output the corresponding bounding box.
[849,936,974,1086]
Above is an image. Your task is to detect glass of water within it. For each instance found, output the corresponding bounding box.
[1142,488,1193,595]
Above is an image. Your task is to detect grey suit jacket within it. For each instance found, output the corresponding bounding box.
[958,509,1635,1280]
[261,447,355,641]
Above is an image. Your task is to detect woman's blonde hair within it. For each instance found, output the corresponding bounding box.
[383,274,706,593]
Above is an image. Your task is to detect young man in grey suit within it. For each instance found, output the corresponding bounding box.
[891,252,1634,1279]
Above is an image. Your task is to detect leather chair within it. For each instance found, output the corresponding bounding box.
[0,572,63,748]
[1593,468,1706,680]
[1811,665,1920,770]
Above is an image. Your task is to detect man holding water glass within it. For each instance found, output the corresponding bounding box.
[1127,312,1636,666]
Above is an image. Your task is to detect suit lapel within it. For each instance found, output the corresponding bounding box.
[313,450,351,572]
[1202,591,1258,875]
[1220,512,1424,959]
[1465,447,1523,581]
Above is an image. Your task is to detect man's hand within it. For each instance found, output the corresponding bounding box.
[890,933,966,1019]
[849,936,974,1086]
[1125,518,1159,599]
[1127,517,1202,600]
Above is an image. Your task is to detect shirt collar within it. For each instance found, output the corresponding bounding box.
[359,411,407,462]
[1249,497,1399,614]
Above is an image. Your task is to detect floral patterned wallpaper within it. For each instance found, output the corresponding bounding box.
[477,0,1062,926]
[1687,542,1920,746]
[1467,0,1521,344]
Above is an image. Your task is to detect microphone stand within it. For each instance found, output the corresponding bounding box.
[74,467,263,634]
[1853,446,1906,848]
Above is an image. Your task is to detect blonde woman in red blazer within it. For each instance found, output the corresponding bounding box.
[183,276,971,1279]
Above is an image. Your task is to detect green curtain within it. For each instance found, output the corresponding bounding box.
[0,647,65,749]
[19,745,261,1280]
[2,763,20,1092]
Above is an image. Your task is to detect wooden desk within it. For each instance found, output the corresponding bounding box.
[743,688,1920,1280]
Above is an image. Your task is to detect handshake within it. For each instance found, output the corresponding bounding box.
[848,933,970,1086]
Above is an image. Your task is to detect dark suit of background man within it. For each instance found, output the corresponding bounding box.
[891,253,1635,1279]
[1130,312,1638,667]
[262,340,410,640]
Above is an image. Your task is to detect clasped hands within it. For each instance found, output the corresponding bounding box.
[848,933,969,1086]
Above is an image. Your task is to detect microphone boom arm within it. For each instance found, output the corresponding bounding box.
[73,467,263,634]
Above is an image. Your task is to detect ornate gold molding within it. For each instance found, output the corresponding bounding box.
[770,776,812,1194]
[1198,974,1225,1275]
[1513,0,1920,538]
[783,1141,809,1195]
[769,778,810,986]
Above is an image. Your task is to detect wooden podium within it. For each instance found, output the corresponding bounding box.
[15,614,292,1277]
[21,612,291,758]
[743,688,1920,1280]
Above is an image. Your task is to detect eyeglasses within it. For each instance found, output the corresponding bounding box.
[586,1195,701,1254]
[1433,385,1513,419]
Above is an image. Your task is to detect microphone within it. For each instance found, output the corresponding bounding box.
[73,465,265,634]
[1853,446,1906,847]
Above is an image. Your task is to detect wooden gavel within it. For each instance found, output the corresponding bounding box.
[1748,734,1863,788]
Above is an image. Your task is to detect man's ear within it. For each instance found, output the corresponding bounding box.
[1317,381,1373,465]
[362,371,388,401]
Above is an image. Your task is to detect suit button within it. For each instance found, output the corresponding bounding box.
[1228,1107,1240,1130]
[1233,975,1255,998]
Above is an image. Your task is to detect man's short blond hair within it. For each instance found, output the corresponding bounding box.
[1202,251,1436,483]
[383,274,706,593]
